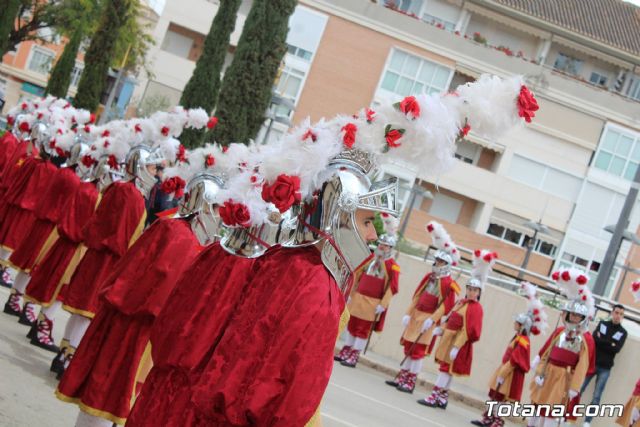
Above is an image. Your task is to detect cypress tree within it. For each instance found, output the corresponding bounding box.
[45,30,83,98]
[212,0,297,145]
[179,0,241,148]
[73,0,134,111]
[0,0,20,55]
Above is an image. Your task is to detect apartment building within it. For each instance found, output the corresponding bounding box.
[247,0,636,308]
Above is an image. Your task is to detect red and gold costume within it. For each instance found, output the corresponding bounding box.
[7,167,80,272]
[488,334,530,402]
[617,379,640,427]
[401,273,459,359]
[346,257,399,338]
[530,327,589,414]
[434,298,483,376]
[25,181,99,307]
[63,181,146,318]
[128,246,347,427]
[56,217,202,425]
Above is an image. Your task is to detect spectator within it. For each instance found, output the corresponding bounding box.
[145,166,178,226]
[580,304,627,427]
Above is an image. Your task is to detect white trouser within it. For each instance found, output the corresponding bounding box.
[435,372,452,389]
[12,271,31,294]
[41,300,62,319]
[64,314,92,348]
[409,358,423,374]
[344,331,356,347]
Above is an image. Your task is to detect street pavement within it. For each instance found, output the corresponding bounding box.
[0,285,514,427]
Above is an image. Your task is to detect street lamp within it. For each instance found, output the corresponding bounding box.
[603,225,640,246]
[397,179,433,238]
[262,92,295,144]
[517,220,550,280]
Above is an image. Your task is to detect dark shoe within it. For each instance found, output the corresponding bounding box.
[3,292,22,317]
[18,302,36,326]
[50,349,65,374]
[26,322,37,340]
[30,314,59,353]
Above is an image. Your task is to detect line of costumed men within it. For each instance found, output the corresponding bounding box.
[0,73,541,427]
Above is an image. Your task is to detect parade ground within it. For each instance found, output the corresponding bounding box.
[0,286,518,427]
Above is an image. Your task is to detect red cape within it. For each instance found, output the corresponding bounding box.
[57,218,201,423]
[451,299,483,376]
[190,246,345,427]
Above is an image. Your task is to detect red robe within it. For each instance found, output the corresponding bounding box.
[188,246,345,427]
[0,156,55,251]
[489,334,530,401]
[0,132,19,173]
[63,181,146,318]
[8,167,80,271]
[566,330,596,421]
[437,299,483,376]
[126,243,257,427]
[56,218,202,424]
[25,181,99,306]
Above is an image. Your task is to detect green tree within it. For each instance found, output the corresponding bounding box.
[0,0,21,55]
[179,0,241,148]
[212,0,297,145]
[73,0,135,111]
[45,30,82,97]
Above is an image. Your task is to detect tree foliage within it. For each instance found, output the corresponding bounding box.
[179,0,241,148]
[212,0,297,145]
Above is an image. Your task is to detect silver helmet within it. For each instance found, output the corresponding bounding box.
[220,208,297,258]
[12,114,31,140]
[432,250,453,278]
[284,149,399,291]
[178,173,225,246]
[30,121,52,154]
[378,233,397,248]
[124,145,165,197]
[514,312,534,334]
[92,154,124,192]
[561,299,589,332]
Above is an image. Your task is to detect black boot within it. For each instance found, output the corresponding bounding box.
[3,290,22,317]
[18,301,36,326]
[30,313,59,353]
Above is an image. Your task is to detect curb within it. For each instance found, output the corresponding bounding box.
[336,348,528,425]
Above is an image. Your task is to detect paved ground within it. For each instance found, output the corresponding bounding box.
[0,285,513,427]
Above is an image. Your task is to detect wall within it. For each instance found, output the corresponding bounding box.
[366,252,640,426]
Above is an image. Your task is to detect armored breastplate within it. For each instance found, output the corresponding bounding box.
[424,276,441,299]
[557,331,583,354]
[365,258,385,279]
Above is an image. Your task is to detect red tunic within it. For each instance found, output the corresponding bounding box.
[63,181,146,317]
[8,167,80,271]
[566,331,596,421]
[126,243,257,427]
[0,157,57,251]
[25,182,99,306]
[0,132,19,173]
[188,246,345,427]
[56,218,201,424]
[439,299,483,376]
[489,334,530,401]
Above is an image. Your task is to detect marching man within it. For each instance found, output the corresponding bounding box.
[617,378,640,427]
[335,214,401,368]
[528,268,593,427]
[385,221,460,394]
[471,281,547,427]
[418,249,495,409]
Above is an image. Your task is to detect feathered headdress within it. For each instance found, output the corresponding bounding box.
[469,249,498,289]
[425,220,459,266]
[552,267,595,319]
[630,280,640,302]
[519,281,548,335]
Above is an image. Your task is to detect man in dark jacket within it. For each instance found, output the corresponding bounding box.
[145,166,178,227]
[580,304,627,426]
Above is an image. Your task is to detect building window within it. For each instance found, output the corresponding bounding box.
[508,154,581,202]
[384,0,422,14]
[161,27,196,59]
[27,47,55,75]
[553,53,583,76]
[487,222,558,257]
[429,192,463,223]
[593,126,640,181]
[626,76,640,101]
[379,48,452,98]
[287,44,312,61]
[70,63,84,87]
[273,65,305,117]
[455,140,480,164]
[589,71,608,86]
[422,13,455,31]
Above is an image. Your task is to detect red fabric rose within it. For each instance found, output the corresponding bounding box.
[177,145,187,162]
[365,108,376,123]
[385,126,404,148]
[207,117,218,129]
[219,200,251,227]
[49,140,56,149]
[552,271,560,281]
[517,85,539,123]
[107,155,119,170]
[89,113,96,124]
[632,282,640,292]
[531,326,540,336]
[483,253,493,262]
[7,116,15,126]
[302,129,317,142]
[19,122,30,133]
[261,174,302,213]
[222,146,229,153]
[474,249,481,257]
[161,126,170,137]
[101,130,110,138]
[561,271,571,281]
[55,147,66,157]
[134,124,142,133]
[205,154,215,167]
[576,275,588,285]
[533,309,540,315]
[399,96,420,119]
[84,125,92,133]
[341,123,357,148]
[161,176,186,198]
[426,223,434,232]
[103,140,110,148]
